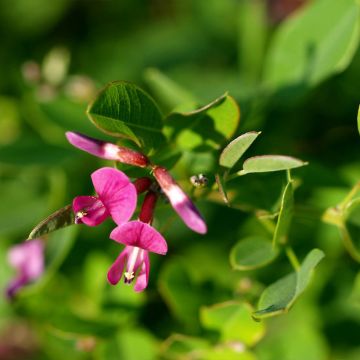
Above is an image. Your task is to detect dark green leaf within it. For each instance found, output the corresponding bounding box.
[230,236,278,270]
[28,204,74,239]
[87,81,165,151]
[253,249,325,319]
[239,155,307,175]
[219,131,260,169]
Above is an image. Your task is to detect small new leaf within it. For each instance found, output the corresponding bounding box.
[28,204,74,240]
[239,155,307,175]
[220,131,261,169]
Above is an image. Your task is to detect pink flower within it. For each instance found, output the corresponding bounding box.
[153,166,207,234]
[73,167,137,226]
[66,131,149,167]
[6,239,44,299]
[107,221,167,292]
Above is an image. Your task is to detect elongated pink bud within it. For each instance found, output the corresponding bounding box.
[66,131,149,167]
[153,166,207,234]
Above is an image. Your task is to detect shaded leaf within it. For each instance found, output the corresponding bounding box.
[219,131,260,169]
[165,94,240,150]
[239,155,307,175]
[263,0,360,91]
[215,173,229,205]
[358,105,360,136]
[253,249,325,319]
[273,180,294,246]
[28,204,74,239]
[230,236,278,270]
[200,301,265,346]
[144,68,197,112]
[160,334,210,359]
[87,81,165,151]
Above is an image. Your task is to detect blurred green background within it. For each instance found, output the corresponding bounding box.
[1,0,360,359]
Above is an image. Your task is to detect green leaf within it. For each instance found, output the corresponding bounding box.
[263,0,360,91]
[358,105,360,136]
[144,68,197,112]
[273,180,294,246]
[238,0,267,81]
[203,348,257,360]
[165,94,240,150]
[27,204,74,240]
[161,334,210,359]
[215,173,229,205]
[87,81,165,151]
[158,259,203,331]
[200,301,265,346]
[239,155,308,175]
[219,131,261,168]
[230,236,278,270]
[253,249,325,319]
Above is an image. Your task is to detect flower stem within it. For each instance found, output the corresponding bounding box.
[285,246,300,271]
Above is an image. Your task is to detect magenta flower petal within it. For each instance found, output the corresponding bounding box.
[66,131,120,160]
[73,196,109,226]
[6,239,44,299]
[153,166,207,234]
[107,247,129,285]
[166,185,207,234]
[66,131,149,167]
[110,221,168,255]
[134,251,150,292]
[91,167,137,226]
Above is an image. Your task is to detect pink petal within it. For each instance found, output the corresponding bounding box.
[107,247,130,285]
[91,167,137,226]
[73,196,109,226]
[165,185,207,234]
[153,166,207,234]
[6,239,44,299]
[66,131,120,160]
[110,221,168,255]
[8,239,44,280]
[134,251,150,292]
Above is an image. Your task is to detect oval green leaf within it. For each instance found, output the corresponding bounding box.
[253,248,325,319]
[87,81,165,151]
[239,155,308,175]
[219,131,261,169]
[27,204,74,240]
[200,301,265,346]
[263,0,360,91]
[230,236,278,270]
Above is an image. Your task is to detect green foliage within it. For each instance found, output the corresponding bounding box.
[219,131,261,169]
[200,301,265,346]
[165,94,240,151]
[273,178,294,246]
[239,155,308,175]
[263,0,360,92]
[87,81,165,151]
[1,0,360,358]
[254,249,325,319]
[230,236,278,270]
[28,204,74,239]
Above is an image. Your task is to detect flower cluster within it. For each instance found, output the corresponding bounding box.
[6,131,207,297]
[67,131,207,291]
